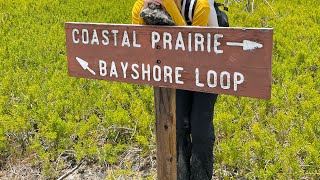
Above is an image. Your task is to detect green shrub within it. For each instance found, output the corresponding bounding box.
[0,0,319,179]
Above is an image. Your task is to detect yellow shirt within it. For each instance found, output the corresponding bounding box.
[132,0,210,27]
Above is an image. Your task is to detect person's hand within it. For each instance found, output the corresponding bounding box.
[143,0,163,9]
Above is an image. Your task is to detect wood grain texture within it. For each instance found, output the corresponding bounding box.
[154,87,176,180]
[65,23,273,99]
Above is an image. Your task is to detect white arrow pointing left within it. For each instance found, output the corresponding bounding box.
[76,57,96,75]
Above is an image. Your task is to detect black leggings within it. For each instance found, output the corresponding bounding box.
[176,89,218,180]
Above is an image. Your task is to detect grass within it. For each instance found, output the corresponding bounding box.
[0,0,319,179]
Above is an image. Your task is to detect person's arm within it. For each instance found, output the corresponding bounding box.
[162,0,186,26]
[132,0,186,26]
[132,0,145,24]
[192,0,210,26]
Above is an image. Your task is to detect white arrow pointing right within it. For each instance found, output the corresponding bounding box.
[226,40,263,51]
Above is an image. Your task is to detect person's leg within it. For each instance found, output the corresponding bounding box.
[176,89,193,180]
[190,92,218,180]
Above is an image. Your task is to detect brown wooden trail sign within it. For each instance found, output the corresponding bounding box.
[65,22,273,180]
[65,23,273,100]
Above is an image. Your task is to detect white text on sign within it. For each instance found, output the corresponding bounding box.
[71,28,229,54]
[90,59,244,91]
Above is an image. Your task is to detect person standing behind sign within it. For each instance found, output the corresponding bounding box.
[132,0,219,179]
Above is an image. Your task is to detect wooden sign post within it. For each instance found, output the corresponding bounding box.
[65,23,273,179]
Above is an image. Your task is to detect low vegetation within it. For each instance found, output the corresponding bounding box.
[0,0,319,179]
